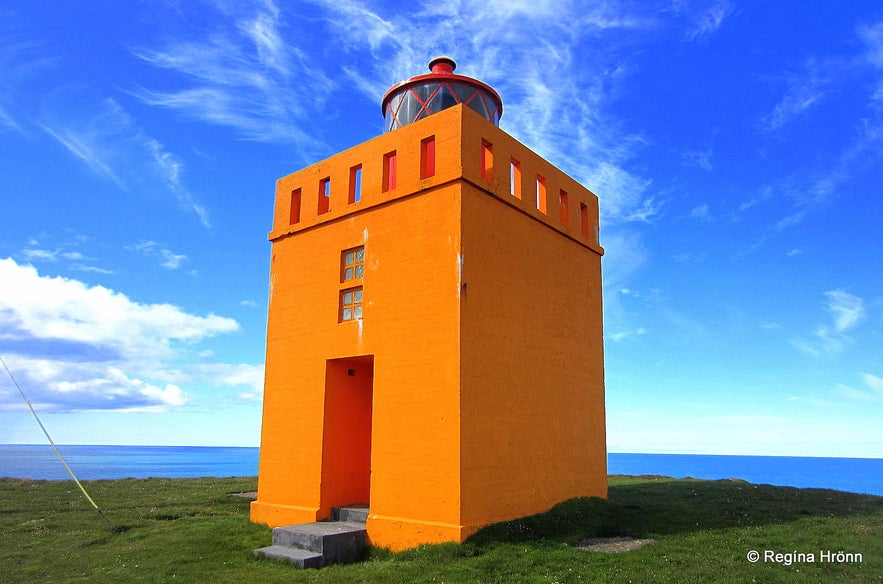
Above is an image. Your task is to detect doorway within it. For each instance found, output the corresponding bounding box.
[319,355,374,517]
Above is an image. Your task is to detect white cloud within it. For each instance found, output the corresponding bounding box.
[0,105,23,133]
[0,259,236,358]
[132,0,332,148]
[684,0,735,40]
[193,363,265,400]
[859,21,883,68]
[834,374,883,402]
[790,289,865,357]
[40,98,209,226]
[609,327,646,342]
[862,373,883,396]
[298,0,658,226]
[21,248,85,263]
[682,148,713,171]
[761,58,832,133]
[825,289,864,332]
[133,240,188,270]
[689,204,712,222]
[0,258,246,412]
[41,121,127,188]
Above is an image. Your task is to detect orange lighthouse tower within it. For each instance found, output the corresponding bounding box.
[251,58,607,552]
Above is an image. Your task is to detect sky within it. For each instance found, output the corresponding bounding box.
[0,1,881,457]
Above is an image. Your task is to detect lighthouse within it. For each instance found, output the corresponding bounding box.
[251,58,607,552]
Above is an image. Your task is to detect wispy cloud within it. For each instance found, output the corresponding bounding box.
[859,21,883,68]
[304,0,658,225]
[608,327,646,342]
[791,289,865,357]
[132,240,188,270]
[41,121,127,188]
[0,105,22,133]
[682,0,735,40]
[40,98,209,226]
[689,204,713,222]
[761,64,830,132]
[15,232,112,274]
[681,148,713,171]
[825,289,865,332]
[0,258,246,412]
[132,0,333,148]
[859,21,883,108]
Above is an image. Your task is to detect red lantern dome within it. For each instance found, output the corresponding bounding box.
[381,57,503,132]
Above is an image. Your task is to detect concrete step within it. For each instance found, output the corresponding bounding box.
[253,545,324,569]
[271,521,367,565]
[331,505,369,524]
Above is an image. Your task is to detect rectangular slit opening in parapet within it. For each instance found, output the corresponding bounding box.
[536,175,547,214]
[289,188,302,224]
[559,189,569,226]
[318,178,331,215]
[382,151,397,192]
[509,158,521,199]
[349,165,362,204]
[481,139,493,180]
[420,136,435,179]
[580,202,589,238]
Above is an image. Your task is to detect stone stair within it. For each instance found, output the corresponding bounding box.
[254,506,368,569]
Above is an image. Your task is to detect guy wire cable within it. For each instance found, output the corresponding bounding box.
[0,354,113,530]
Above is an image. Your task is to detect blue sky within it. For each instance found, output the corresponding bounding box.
[1,1,881,457]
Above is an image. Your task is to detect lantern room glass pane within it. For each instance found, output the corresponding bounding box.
[428,86,457,112]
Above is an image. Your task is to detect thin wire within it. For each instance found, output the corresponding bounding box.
[0,354,113,529]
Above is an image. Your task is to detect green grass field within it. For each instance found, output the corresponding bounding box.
[1,475,879,583]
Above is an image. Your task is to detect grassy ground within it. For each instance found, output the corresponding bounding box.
[1,475,879,583]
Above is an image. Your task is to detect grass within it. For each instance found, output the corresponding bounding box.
[1,475,880,583]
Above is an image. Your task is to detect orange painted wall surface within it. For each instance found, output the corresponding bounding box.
[252,109,466,547]
[252,105,605,550]
[457,111,606,532]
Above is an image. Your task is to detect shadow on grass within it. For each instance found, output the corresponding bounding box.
[466,475,883,547]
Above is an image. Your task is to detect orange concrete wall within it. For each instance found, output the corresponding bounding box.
[253,108,468,548]
[253,105,606,550]
[456,108,606,532]
[459,184,606,530]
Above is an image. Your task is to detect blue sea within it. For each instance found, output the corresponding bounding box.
[0,445,880,496]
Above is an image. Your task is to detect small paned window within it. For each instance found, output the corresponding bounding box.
[340,287,364,322]
[341,246,365,282]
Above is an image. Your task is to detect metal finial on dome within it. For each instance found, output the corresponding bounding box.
[428,56,456,74]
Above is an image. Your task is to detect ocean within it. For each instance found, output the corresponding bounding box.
[0,445,880,496]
